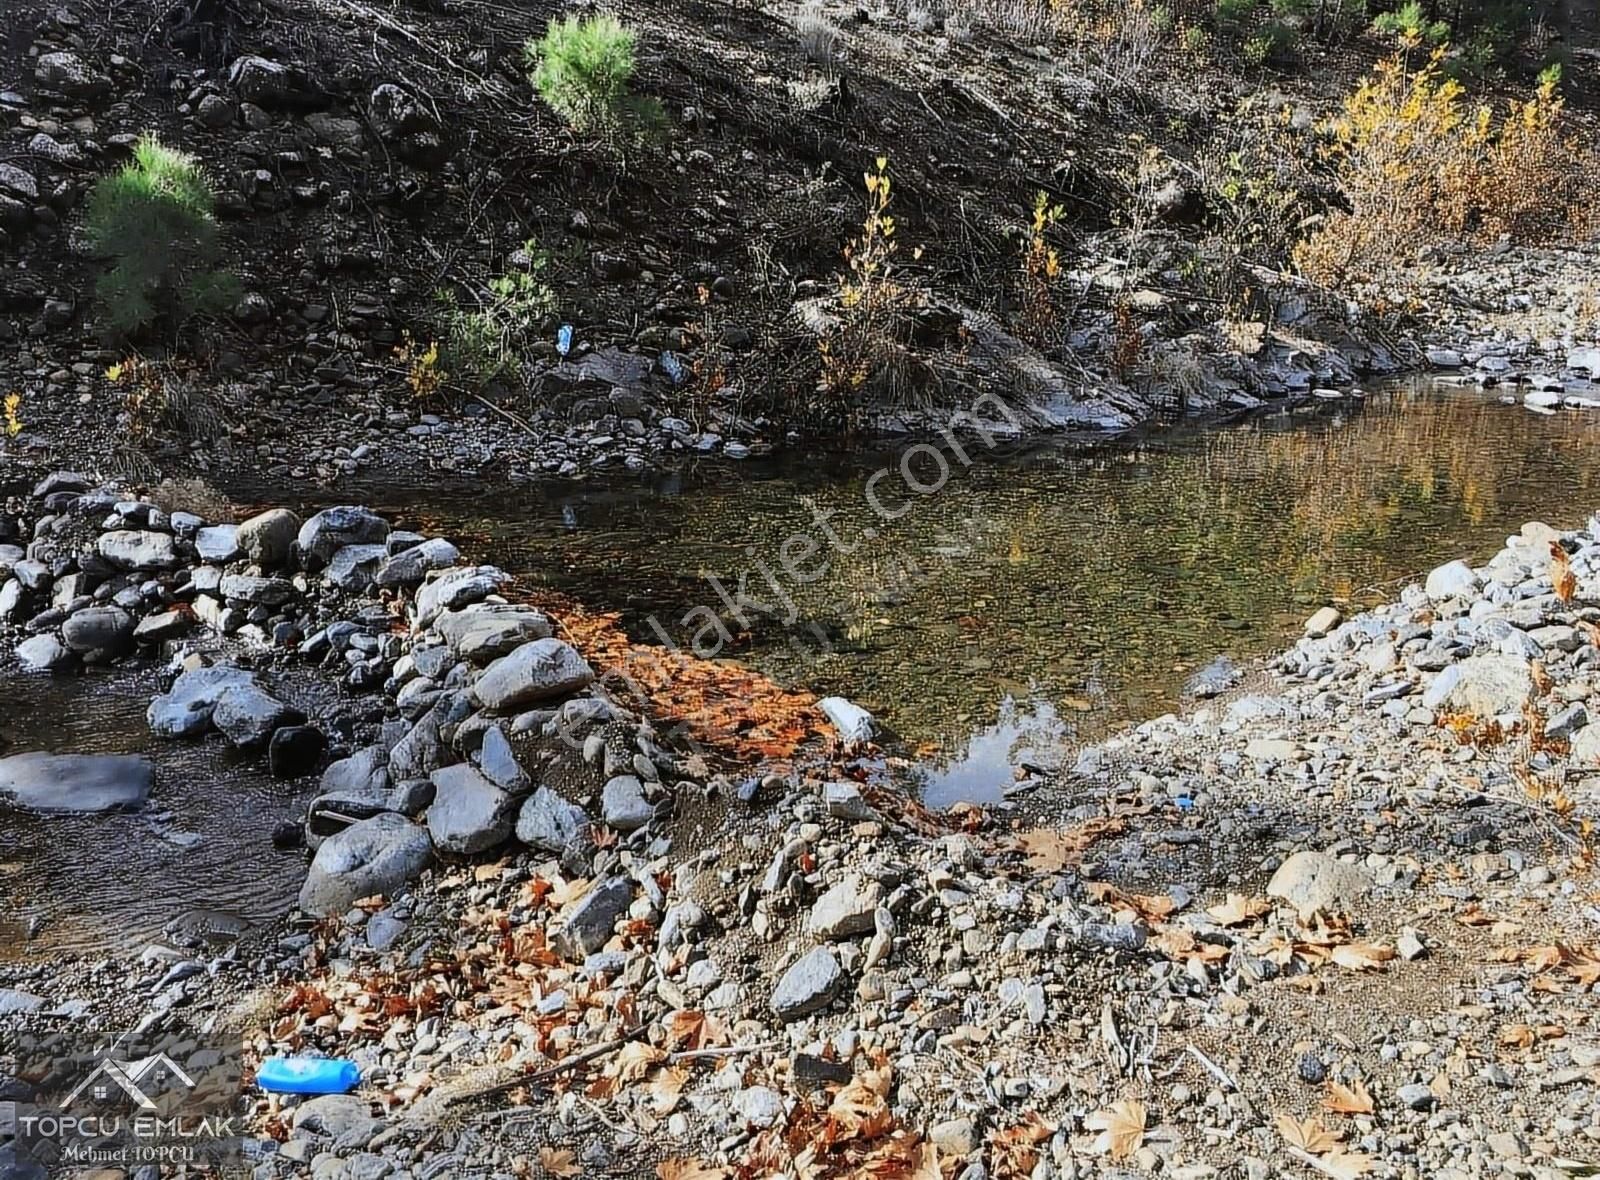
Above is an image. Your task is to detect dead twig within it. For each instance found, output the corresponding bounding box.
[445,1024,648,1105]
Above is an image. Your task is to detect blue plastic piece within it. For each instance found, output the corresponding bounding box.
[557,324,574,357]
[1174,796,1195,811]
[256,1057,361,1095]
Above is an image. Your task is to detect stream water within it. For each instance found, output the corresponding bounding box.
[7,380,1600,957]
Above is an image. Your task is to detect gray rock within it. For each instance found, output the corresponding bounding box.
[471,639,594,712]
[321,746,391,797]
[35,51,108,97]
[426,764,515,854]
[818,696,874,746]
[374,538,459,587]
[297,506,390,570]
[434,606,552,663]
[806,873,882,940]
[1421,654,1534,717]
[388,711,449,780]
[823,781,872,820]
[1266,851,1373,919]
[1423,559,1480,601]
[0,753,153,813]
[601,775,653,831]
[219,574,295,606]
[0,164,38,201]
[771,946,844,1021]
[228,55,308,108]
[476,725,529,792]
[0,988,46,1018]
[194,525,241,562]
[132,609,193,644]
[16,633,70,671]
[1396,1082,1436,1111]
[1570,724,1600,766]
[325,544,389,591]
[288,1093,378,1139]
[553,876,632,960]
[298,812,432,916]
[98,530,181,571]
[414,565,510,627]
[515,787,589,852]
[236,508,301,567]
[305,112,365,153]
[212,684,300,747]
[61,605,134,653]
[148,665,257,737]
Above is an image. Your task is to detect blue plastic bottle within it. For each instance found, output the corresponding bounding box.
[256,1056,361,1095]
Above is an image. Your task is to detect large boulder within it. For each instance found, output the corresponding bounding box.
[0,753,153,813]
[471,639,594,712]
[325,544,388,591]
[435,605,552,664]
[236,508,301,567]
[298,813,433,916]
[388,711,449,780]
[296,507,390,570]
[1421,654,1534,717]
[15,634,70,672]
[148,665,258,737]
[425,764,515,855]
[61,605,134,654]
[98,530,180,571]
[34,51,109,98]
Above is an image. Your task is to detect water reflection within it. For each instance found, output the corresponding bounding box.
[270,382,1600,796]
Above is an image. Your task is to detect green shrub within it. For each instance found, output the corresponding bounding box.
[84,135,236,336]
[1372,0,1450,44]
[1215,0,1259,29]
[434,244,557,387]
[524,14,661,138]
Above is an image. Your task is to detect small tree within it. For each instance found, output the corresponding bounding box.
[85,135,236,336]
[524,14,659,138]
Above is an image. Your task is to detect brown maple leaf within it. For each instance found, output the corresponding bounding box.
[1086,1099,1146,1159]
[1274,1112,1341,1154]
[1207,893,1273,927]
[1323,1078,1374,1115]
[538,1147,581,1178]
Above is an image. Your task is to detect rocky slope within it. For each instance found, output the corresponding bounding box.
[1,469,1597,1179]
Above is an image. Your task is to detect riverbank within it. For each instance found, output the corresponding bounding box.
[1,468,1597,1179]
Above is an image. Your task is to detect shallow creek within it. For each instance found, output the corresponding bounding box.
[7,381,1600,957]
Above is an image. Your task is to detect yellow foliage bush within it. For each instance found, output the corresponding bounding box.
[1295,51,1591,286]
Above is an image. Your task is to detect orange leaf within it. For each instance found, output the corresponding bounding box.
[538,1147,581,1178]
[1274,1112,1341,1154]
[1323,1078,1374,1115]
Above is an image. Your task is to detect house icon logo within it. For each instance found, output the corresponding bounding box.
[60,1050,196,1111]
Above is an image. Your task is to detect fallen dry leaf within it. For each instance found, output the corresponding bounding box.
[1274,1112,1341,1155]
[538,1147,581,1178]
[1551,543,1578,603]
[1086,1099,1146,1159]
[1330,943,1396,972]
[1323,1078,1374,1115]
[1315,1151,1374,1179]
[656,1160,730,1180]
[1015,818,1126,872]
[1207,893,1273,927]
[610,1040,668,1084]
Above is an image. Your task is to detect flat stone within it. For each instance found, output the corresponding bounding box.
[0,988,46,1016]
[414,566,510,627]
[298,812,432,916]
[324,544,388,591]
[1267,851,1373,919]
[823,781,872,820]
[1303,606,1341,637]
[426,764,515,854]
[553,876,632,960]
[1244,738,1299,761]
[516,787,589,852]
[471,639,594,712]
[771,946,844,1021]
[0,753,153,813]
[133,609,193,644]
[219,574,296,606]
[435,606,552,664]
[97,530,181,571]
[194,524,241,562]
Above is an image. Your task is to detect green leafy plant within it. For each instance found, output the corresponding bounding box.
[433,244,557,388]
[1372,0,1450,45]
[524,14,662,139]
[84,135,237,336]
